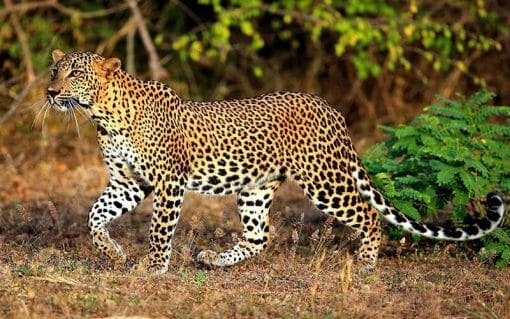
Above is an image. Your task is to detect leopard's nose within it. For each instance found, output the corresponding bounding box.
[47,87,60,98]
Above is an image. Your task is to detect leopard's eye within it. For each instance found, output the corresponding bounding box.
[50,68,57,80]
[68,70,83,78]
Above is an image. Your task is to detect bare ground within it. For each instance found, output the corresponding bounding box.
[1,159,509,319]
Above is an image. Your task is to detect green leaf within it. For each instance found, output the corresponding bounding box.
[436,165,458,185]
[240,21,254,36]
[372,172,396,197]
[475,106,510,123]
[458,170,476,194]
[393,200,421,221]
[189,41,203,62]
[491,229,510,245]
[500,248,510,263]
[395,126,420,138]
[252,66,263,78]
[392,136,418,152]
[464,159,488,177]
[479,124,510,137]
[428,105,467,120]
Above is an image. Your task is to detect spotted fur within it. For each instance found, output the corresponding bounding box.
[46,50,505,274]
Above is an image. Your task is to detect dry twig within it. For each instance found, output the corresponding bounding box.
[96,17,137,56]
[125,0,168,80]
[52,2,129,19]
[0,0,128,19]
[127,23,137,74]
[4,0,35,83]
[0,76,44,125]
[0,0,56,20]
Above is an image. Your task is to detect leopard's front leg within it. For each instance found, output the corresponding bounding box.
[140,182,184,274]
[89,127,152,269]
[89,178,151,268]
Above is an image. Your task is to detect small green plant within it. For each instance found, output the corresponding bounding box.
[127,295,140,305]
[179,270,190,281]
[362,90,510,266]
[195,271,207,286]
[76,294,102,313]
[481,228,510,268]
[14,264,32,277]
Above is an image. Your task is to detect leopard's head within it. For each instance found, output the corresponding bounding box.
[47,50,121,112]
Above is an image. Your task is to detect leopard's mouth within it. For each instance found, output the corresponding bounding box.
[47,96,92,111]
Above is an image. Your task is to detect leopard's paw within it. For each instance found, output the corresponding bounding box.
[146,263,168,275]
[131,256,165,275]
[111,253,127,270]
[196,249,220,266]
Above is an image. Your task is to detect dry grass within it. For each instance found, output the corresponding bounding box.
[1,140,509,318]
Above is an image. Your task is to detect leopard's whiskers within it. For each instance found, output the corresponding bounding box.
[41,101,51,132]
[75,103,95,127]
[32,100,49,129]
[70,101,81,138]
[64,103,71,132]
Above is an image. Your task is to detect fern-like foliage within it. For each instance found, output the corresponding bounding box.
[362,90,510,266]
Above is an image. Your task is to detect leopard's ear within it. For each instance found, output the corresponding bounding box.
[94,58,121,79]
[52,49,65,63]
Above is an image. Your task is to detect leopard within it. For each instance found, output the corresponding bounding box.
[46,50,505,274]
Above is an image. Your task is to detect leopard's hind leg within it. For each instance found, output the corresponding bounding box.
[197,180,281,266]
[293,171,381,270]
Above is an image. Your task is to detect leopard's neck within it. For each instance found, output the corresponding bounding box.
[92,70,181,136]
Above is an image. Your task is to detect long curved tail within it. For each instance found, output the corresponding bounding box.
[351,164,505,241]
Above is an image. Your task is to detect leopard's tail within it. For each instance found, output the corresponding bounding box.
[351,164,505,241]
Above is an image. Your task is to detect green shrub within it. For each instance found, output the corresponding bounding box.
[361,90,510,266]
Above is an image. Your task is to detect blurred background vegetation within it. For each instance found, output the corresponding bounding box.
[1,0,509,134]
